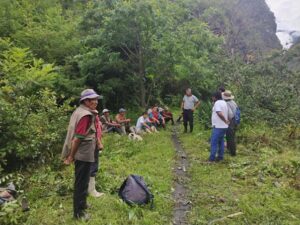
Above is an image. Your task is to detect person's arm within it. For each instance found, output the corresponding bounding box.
[143,122,151,129]
[181,101,184,110]
[111,120,121,127]
[193,101,200,111]
[216,111,229,124]
[97,138,104,151]
[115,115,128,124]
[96,116,104,151]
[105,117,121,127]
[64,138,81,164]
[64,116,91,164]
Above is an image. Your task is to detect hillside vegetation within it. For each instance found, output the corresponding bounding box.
[0,0,299,224]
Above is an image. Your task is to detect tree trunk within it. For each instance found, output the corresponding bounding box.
[137,36,146,108]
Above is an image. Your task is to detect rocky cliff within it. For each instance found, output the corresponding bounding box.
[187,0,282,59]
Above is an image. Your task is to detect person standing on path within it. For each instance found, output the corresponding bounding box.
[61,89,102,220]
[222,90,238,156]
[181,88,200,133]
[209,91,229,162]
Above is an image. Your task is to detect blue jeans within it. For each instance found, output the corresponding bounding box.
[209,127,228,161]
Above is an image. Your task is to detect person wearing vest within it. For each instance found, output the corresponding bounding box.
[61,89,103,220]
[222,90,238,156]
[181,88,200,133]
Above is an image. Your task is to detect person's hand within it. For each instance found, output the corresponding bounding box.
[64,155,74,165]
[127,119,131,122]
[225,120,230,125]
[98,142,104,151]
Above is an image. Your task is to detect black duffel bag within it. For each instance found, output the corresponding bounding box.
[118,174,154,208]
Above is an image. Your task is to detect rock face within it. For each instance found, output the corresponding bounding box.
[229,0,282,54]
[265,0,300,49]
[193,0,282,58]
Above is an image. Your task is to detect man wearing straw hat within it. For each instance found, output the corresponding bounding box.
[62,89,104,220]
[222,90,238,156]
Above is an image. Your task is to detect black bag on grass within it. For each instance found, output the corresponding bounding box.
[118,175,154,208]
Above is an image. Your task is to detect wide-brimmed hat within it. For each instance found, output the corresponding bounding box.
[222,90,235,100]
[102,109,110,113]
[80,89,100,102]
[119,108,126,113]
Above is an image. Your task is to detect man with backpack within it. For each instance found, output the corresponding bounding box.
[222,90,239,156]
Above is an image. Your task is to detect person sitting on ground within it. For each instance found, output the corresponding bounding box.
[151,106,166,128]
[147,108,160,127]
[161,107,174,125]
[115,108,136,135]
[100,109,122,134]
[136,111,154,134]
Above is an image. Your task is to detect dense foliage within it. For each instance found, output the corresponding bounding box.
[0,0,299,224]
[0,0,298,170]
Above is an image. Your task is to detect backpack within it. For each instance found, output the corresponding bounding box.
[118,175,154,208]
[226,101,241,125]
[234,107,241,125]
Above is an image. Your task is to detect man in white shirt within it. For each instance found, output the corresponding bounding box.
[136,111,152,134]
[181,88,200,133]
[209,91,229,162]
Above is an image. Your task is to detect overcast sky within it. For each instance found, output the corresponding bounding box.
[265,0,300,48]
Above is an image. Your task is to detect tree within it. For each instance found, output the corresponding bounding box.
[77,0,221,108]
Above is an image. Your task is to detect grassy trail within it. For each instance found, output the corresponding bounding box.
[24,130,175,225]
[3,118,300,225]
[179,124,300,225]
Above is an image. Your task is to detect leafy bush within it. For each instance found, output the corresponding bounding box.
[0,41,72,170]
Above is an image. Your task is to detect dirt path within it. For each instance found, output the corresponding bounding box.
[172,125,191,225]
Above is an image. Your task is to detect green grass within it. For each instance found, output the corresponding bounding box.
[2,112,300,225]
[178,122,300,225]
[23,130,175,225]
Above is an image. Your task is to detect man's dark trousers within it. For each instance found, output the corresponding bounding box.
[183,109,194,132]
[226,123,236,156]
[74,160,91,218]
[90,149,99,177]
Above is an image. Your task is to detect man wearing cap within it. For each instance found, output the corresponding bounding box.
[222,90,238,156]
[100,109,122,134]
[61,89,103,220]
[181,88,200,133]
[115,108,135,134]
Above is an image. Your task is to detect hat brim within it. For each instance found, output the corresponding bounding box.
[80,94,100,102]
[223,96,234,100]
